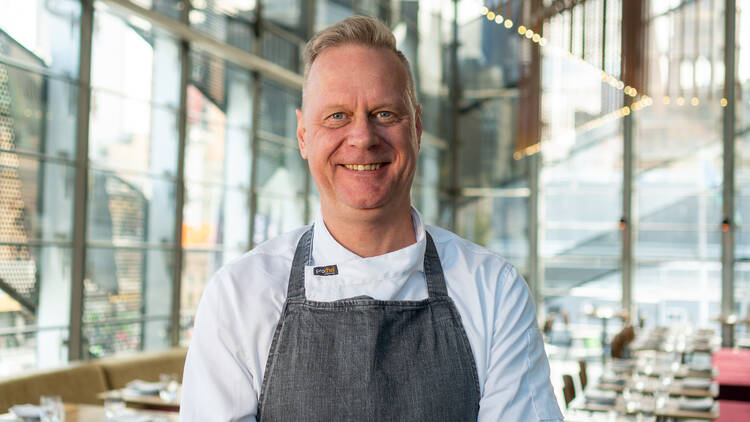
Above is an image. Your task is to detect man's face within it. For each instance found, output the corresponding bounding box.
[297,44,422,220]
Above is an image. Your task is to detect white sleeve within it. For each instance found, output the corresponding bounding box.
[478,265,563,421]
[180,270,258,422]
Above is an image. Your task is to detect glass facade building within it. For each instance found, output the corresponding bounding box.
[0,0,749,377]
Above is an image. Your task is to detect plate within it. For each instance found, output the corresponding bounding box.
[9,404,40,418]
[682,377,712,390]
[678,397,714,411]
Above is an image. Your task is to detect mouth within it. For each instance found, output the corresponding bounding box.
[341,163,387,171]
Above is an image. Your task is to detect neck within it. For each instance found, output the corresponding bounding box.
[321,206,416,258]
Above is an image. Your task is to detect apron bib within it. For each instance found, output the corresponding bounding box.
[257,228,480,421]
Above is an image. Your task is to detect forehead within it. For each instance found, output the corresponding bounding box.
[303,44,408,109]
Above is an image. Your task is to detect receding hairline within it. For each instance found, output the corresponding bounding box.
[300,16,417,112]
[302,43,412,108]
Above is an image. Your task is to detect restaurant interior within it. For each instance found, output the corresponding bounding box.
[1,0,750,420]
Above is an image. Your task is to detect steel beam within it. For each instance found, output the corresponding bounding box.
[721,0,737,348]
[99,0,303,89]
[69,0,94,362]
[169,2,190,348]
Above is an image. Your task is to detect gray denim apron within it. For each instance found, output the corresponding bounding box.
[257,228,481,421]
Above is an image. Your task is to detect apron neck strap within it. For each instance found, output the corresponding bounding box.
[286,226,448,301]
[423,232,449,297]
[286,228,314,301]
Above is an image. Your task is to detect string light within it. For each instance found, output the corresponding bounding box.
[479,4,642,103]
[478,5,661,160]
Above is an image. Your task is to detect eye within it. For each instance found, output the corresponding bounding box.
[330,112,345,120]
[376,111,393,119]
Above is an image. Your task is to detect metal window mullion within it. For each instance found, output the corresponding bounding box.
[69,0,94,362]
[721,0,737,348]
[169,31,189,347]
[449,0,460,232]
[529,152,542,315]
[248,3,263,249]
[622,108,634,319]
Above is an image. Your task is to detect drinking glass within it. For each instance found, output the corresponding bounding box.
[159,373,180,402]
[104,397,126,421]
[39,395,64,422]
[623,387,642,413]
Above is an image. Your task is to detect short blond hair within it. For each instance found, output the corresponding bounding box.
[302,16,418,112]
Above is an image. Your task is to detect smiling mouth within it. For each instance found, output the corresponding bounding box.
[342,163,386,171]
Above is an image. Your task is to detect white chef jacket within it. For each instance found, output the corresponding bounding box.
[180,208,563,421]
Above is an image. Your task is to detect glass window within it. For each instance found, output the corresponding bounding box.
[82,3,182,358]
[189,0,256,51]
[540,3,624,357]
[0,0,80,373]
[632,0,723,330]
[180,49,255,343]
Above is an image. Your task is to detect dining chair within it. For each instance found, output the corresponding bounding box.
[562,374,575,409]
[578,360,587,390]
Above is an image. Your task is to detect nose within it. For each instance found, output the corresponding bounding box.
[346,115,380,149]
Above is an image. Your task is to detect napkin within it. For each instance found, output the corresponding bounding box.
[125,380,165,395]
[9,404,41,418]
[585,389,617,405]
[677,397,714,411]
[682,377,712,390]
[687,363,713,373]
[599,373,627,385]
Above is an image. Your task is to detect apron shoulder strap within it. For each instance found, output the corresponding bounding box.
[286,227,314,301]
[423,232,449,298]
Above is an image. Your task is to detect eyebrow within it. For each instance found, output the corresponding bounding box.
[319,102,405,113]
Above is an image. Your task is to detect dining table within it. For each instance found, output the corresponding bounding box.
[0,403,179,421]
[596,378,718,398]
[571,394,720,421]
[97,390,179,412]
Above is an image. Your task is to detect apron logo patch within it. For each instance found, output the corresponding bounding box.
[313,265,338,276]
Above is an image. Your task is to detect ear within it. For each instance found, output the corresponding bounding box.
[296,109,307,159]
[415,104,423,150]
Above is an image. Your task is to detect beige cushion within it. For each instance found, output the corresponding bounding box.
[0,363,108,413]
[98,348,187,389]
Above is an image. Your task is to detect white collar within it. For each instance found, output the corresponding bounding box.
[308,208,427,283]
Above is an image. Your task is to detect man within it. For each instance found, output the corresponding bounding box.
[181,16,562,421]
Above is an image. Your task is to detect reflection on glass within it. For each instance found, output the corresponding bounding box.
[186,62,253,189]
[183,183,249,251]
[0,65,78,159]
[0,0,80,374]
[629,1,724,331]
[180,248,244,343]
[189,0,256,51]
[457,195,529,272]
[83,248,173,357]
[0,156,74,242]
[87,169,176,245]
[256,138,306,196]
[0,0,81,78]
[253,193,305,244]
[259,81,299,140]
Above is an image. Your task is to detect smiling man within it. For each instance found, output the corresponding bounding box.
[181,16,563,422]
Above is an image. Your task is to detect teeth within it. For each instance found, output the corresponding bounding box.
[344,163,383,171]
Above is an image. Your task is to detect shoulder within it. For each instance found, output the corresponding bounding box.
[425,225,519,289]
[204,226,311,303]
